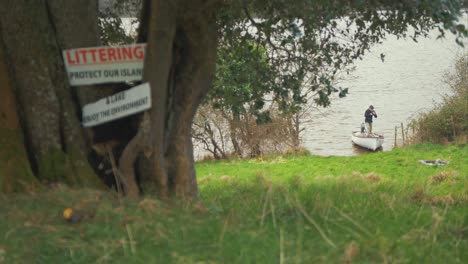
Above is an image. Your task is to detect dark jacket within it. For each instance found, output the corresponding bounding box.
[364,109,377,123]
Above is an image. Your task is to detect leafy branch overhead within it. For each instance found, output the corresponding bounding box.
[216,0,467,109]
[101,0,467,118]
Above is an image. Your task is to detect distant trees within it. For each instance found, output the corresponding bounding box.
[99,0,141,45]
[193,40,295,158]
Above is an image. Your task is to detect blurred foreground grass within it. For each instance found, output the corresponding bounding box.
[0,144,466,263]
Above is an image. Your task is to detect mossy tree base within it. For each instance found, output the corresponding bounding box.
[0,129,105,193]
[37,148,105,190]
[0,129,38,193]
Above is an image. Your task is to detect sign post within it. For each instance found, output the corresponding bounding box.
[63,43,146,86]
[82,82,151,127]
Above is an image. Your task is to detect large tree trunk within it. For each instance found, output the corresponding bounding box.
[0,0,102,188]
[165,13,218,197]
[0,30,38,193]
[126,0,219,199]
[138,0,178,198]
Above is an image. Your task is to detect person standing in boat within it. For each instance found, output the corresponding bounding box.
[364,105,378,135]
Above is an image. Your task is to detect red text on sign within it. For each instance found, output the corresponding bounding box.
[65,45,145,66]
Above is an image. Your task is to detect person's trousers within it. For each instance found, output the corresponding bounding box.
[365,122,373,134]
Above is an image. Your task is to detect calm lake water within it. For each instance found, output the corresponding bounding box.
[302,28,467,156]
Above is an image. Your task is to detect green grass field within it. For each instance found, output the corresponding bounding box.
[1,144,466,263]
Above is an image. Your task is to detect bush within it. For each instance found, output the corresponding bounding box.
[408,53,468,144]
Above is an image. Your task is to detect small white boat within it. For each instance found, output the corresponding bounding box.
[351,131,384,151]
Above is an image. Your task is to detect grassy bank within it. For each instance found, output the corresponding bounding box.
[0,144,467,263]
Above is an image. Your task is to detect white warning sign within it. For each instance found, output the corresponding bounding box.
[82,82,151,127]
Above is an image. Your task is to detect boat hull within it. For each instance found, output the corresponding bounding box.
[351,132,384,151]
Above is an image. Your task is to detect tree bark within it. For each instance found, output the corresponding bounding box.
[45,0,121,187]
[0,0,102,187]
[165,12,218,197]
[0,0,62,181]
[132,0,219,199]
[118,113,151,198]
[46,0,121,105]
[0,30,38,193]
[139,0,178,198]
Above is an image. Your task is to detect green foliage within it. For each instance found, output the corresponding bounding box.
[218,0,467,108]
[409,53,468,143]
[98,14,135,45]
[98,0,467,113]
[1,144,466,262]
[209,40,275,121]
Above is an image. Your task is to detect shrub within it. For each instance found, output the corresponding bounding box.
[408,53,468,144]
